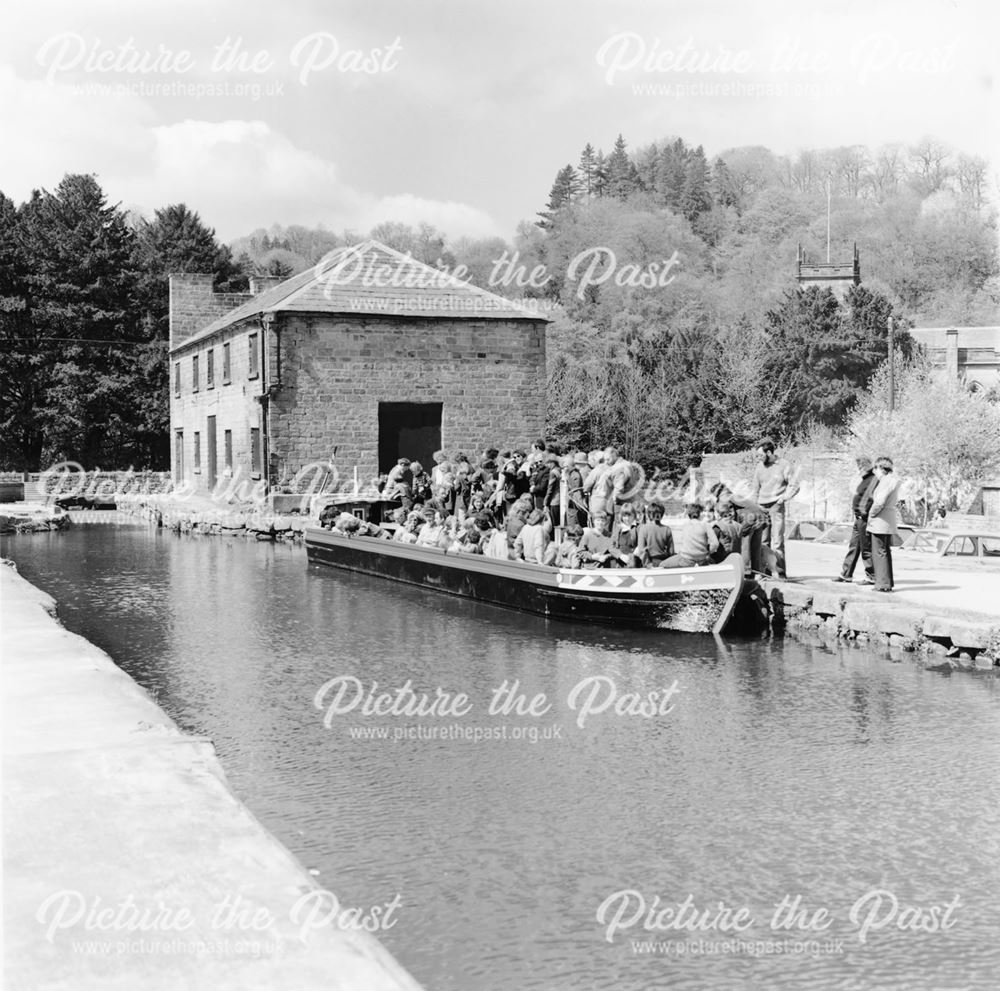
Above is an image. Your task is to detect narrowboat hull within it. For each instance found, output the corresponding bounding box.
[304,527,746,634]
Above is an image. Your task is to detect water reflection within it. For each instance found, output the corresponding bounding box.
[4,524,1000,991]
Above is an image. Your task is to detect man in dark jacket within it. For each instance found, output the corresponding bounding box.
[709,482,770,575]
[832,457,878,584]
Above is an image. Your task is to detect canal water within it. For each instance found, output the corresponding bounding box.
[4,520,1000,990]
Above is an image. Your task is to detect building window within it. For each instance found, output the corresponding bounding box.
[174,363,181,397]
[224,429,233,470]
[250,427,261,475]
[223,342,231,384]
[174,430,184,481]
[193,431,201,472]
[207,348,214,388]
[248,333,259,378]
[192,354,200,393]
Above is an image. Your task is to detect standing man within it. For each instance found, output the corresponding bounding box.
[867,457,901,593]
[583,446,630,522]
[565,451,589,529]
[751,438,799,579]
[832,457,878,584]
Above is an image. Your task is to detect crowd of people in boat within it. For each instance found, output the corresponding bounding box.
[319,441,787,573]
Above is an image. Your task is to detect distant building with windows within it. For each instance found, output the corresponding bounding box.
[796,243,861,301]
[168,241,547,496]
[908,326,1000,392]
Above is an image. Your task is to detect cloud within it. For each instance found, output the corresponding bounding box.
[361,194,500,240]
[0,65,157,198]
[118,118,365,236]
[0,64,500,243]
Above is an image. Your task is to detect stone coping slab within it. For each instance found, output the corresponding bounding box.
[1,562,424,991]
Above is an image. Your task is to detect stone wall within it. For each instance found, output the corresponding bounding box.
[169,311,547,497]
[765,580,999,669]
[699,450,855,522]
[168,274,251,350]
[169,323,266,494]
[268,314,547,485]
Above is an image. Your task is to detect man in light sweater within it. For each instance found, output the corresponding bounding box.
[514,508,555,565]
[750,438,799,579]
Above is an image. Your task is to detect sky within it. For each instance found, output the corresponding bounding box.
[0,0,997,244]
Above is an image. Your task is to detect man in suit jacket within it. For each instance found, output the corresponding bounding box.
[833,457,878,584]
[866,456,901,592]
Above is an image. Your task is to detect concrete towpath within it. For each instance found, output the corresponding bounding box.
[783,539,1000,620]
[760,540,1000,659]
[1,561,424,991]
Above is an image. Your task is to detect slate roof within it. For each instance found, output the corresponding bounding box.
[909,327,1000,351]
[180,240,547,350]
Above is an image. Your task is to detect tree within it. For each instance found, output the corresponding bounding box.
[710,156,740,211]
[830,145,870,199]
[0,192,43,469]
[718,145,782,207]
[762,284,910,434]
[847,355,1000,516]
[536,165,581,230]
[257,247,306,277]
[131,203,247,465]
[16,174,142,467]
[449,235,514,292]
[633,143,660,196]
[908,137,952,197]
[579,143,597,197]
[955,154,988,210]
[656,140,688,209]
[680,146,712,222]
[868,143,905,202]
[712,319,792,448]
[605,134,641,200]
[592,150,608,198]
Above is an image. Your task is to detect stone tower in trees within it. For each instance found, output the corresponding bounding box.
[796,243,861,301]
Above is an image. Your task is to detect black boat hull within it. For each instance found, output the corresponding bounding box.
[304,528,745,634]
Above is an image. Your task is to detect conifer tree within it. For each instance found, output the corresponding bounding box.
[16,174,141,466]
[710,156,741,211]
[536,165,581,229]
[592,150,608,197]
[656,141,688,209]
[579,143,597,197]
[0,193,43,469]
[680,146,712,221]
[605,134,641,200]
[131,203,246,464]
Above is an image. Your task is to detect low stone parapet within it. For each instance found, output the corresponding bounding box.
[0,503,72,534]
[761,576,999,670]
[115,494,312,542]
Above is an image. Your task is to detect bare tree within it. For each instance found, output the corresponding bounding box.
[831,145,870,199]
[955,154,989,210]
[907,137,953,197]
[599,362,649,462]
[787,149,821,194]
[866,144,904,202]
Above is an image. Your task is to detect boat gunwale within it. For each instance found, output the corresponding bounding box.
[303,526,743,593]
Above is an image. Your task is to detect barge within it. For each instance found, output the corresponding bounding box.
[304,526,747,634]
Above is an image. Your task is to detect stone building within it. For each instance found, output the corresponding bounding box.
[908,326,1000,392]
[168,241,548,496]
[796,243,861,301]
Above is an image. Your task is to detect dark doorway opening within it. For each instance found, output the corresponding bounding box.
[378,402,442,474]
